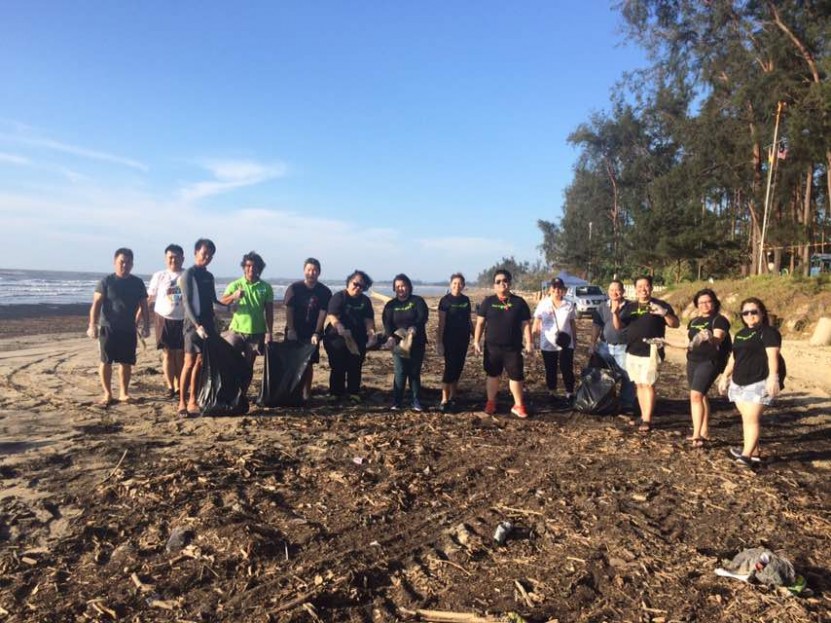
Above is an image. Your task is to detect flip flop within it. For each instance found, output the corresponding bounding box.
[176,408,189,419]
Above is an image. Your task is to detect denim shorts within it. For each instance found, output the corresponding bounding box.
[728,379,773,406]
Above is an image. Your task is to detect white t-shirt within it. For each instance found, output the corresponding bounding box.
[533,297,576,351]
[148,269,184,320]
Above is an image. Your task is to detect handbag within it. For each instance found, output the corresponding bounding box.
[551,304,572,349]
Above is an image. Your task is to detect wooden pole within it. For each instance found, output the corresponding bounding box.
[758,101,784,274]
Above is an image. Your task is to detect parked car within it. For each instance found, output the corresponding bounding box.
[565,284,608,318]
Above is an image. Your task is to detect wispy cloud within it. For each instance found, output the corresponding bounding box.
[0,152,31,166]
[0,133,148,171]
[178,159,287,201]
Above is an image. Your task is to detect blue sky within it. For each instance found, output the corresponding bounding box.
[0,1,645,281]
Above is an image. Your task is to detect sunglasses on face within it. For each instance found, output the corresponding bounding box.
[741,309,760,317]
[494,279,510,285]
[351,281,366,289]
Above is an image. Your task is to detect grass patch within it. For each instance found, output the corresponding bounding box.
[661,275,831,337]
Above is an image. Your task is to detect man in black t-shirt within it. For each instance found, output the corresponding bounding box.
[177,238,222,417]
[284,257,333,400]
[473,269,533,418]
[613,275,679,431]
[87,248,150,406]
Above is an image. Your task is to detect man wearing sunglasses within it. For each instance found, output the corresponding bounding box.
[473,269,533,418]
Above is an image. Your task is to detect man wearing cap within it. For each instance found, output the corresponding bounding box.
[589,279,635,413]
[473,269,533,418]
[612,275,679,431]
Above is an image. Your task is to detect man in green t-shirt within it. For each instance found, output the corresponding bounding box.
[220,252,274,372]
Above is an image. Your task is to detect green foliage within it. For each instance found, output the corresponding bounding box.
[546,0,831,279]
[476,256,549,292]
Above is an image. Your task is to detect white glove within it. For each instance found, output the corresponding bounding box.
[689,329,711,349]
[196,325,209,340]
[265,332,273,343]
[87,325,99,339]
[649,302,668,317]
[407,326,416,335]
[310,333,320,346]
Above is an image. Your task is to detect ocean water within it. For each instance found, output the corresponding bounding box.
[0,269,451,305]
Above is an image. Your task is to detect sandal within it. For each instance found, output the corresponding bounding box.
[632,417,652,433]
[176,408,189,419]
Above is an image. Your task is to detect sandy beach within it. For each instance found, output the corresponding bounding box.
[1,297,829,621]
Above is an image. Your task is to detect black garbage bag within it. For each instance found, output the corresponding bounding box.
[574,366,619,415]
[258,341,316,407]
[197,335,252,416]
[587,351,625,382]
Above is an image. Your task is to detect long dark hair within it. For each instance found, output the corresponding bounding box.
[739,297,769,327]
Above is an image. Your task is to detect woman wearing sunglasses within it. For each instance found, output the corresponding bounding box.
[324,270,378,401]
[717,297,782,468]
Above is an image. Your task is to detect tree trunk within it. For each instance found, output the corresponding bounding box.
[803,165,814,275]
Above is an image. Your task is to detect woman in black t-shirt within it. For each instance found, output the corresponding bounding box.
[686,288,731,446]
[717,297,782,468]
[323,270,378,400]
[382,273,429,411]
[436,273,472,413]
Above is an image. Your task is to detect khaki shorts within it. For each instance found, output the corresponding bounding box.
[625,351,659,386]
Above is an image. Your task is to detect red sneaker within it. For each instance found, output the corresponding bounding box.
[510,404,528,419]
[484,400,497,415]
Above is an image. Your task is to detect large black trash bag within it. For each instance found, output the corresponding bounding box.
[197,335,252,416]
[574,359,619,415]
[588,351,625,381]
[258,341,316,407]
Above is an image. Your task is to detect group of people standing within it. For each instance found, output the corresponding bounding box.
[587,277,782,469]
[88,244,782,468]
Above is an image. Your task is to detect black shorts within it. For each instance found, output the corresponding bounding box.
[154,314,184,350]
[483,345,524,381]
[99,327,137,365]
[687,359,719,394]
[183,321,209,355]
